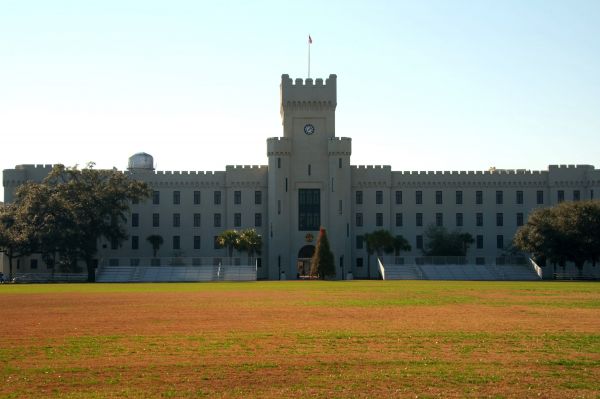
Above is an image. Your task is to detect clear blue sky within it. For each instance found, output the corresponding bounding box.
[1,0,599,199]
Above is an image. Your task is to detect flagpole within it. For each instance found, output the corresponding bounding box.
[308,35,311,78]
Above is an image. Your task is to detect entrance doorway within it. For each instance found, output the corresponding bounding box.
[297,245,315,279]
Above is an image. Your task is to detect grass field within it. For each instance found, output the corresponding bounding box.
[0,280,599,398]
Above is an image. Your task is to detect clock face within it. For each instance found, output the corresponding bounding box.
[303,124,315,135]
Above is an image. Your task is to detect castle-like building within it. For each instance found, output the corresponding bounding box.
[3,74,599,279]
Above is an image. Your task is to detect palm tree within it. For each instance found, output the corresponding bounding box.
[393,235,411,256]
[238,228,263,265]
[365,230,410,278]
[217,230,241,262]
[146,234,163,257]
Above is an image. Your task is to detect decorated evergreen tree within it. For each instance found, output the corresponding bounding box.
[310,227,335,279]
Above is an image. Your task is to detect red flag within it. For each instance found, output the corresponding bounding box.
[308,35,313,44]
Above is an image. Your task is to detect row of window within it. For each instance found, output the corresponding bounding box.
[355,189,585,206]
[145,190,263,206]
[355,234,506,251]
[356,212,525,227]
[126,235,241,250]
[133,212,263,228]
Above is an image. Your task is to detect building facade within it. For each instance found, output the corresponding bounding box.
[3,74,600,279]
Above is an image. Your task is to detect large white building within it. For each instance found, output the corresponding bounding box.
[3,74,600,280]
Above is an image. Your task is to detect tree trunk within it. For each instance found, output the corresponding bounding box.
[86,258,96,282]
[8,253,14,281]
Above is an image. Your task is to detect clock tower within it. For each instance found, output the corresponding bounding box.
[266,74,352,280]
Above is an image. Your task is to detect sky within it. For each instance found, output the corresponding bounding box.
[1,0,599,200]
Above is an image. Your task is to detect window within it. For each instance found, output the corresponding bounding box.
[30,259,38,269]
[173,213,180,227]
[109,259,119,267]
[132,236,139,250]
[435,212,443,227]
[308,164,311,176]
[516,190,524,205]
[214,213,221,227]
[395,213,403,227]
[456,213,463,227]
[214,236,220,249]
[476,235,483,249]
[435,191,443,205]
[416,190,423,205]
[476,257,485,265]
[339,158,342,168]
[376,190,383,205]
[194,190,201,205]
[416,213,423,227]
[193,213,201,227]
[338,200,343,215]
[557,190,565,203]
[234,190,241,205]
[376,213,383,227]
[356,213,363,227]
[172,236,180,250]
[277,157,281,168]
[537,190,544,204]
[234,213,241,227]
[277,200,281,215]
[194,235,201,250]
[356,258,363,268]
[285,178,288,192]
[476,191,483,205]
[173,191,180,205]
[152,191,160,205]
[573,190,580,201]
[255,190,262,205]
[496,190,503,205]
[255,213,262,227]
[476,212,483,227]
[299,189,320,231]
[517,212,524,227]
[356,191,363,205]
[356,236,364,249]
[214,191,221,205]
[456,191,463,205]
[496,235,504,249]
[395,190,403,204]
[496,213,503,227]
[131,213,139,227]
[152,213,160,227]
[416,235,423,250]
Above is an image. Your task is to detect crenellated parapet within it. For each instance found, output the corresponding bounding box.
[390,168,551,188]
[133,170,227,188]
[328,137,352,156]
[267,137,292,156]
[280,74,337,115]
[3,164,55,195]
[226,165,268,187]
[351,165,392,187]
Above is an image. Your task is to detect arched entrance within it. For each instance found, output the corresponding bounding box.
[297,245,315,279]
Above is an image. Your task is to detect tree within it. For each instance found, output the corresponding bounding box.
[11,164,151,281]
[364,230,411,278]
[217,230,241,261]
[0,204,33,280]
[422,225,474,257]
[238,228,263,265]
[514,200,600,273]
[310,227,335,279]
[146,235,164,257]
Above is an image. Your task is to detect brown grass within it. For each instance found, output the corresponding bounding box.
[0,281,598,398]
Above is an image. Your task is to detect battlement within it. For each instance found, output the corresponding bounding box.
[226,165,268,171]
[280,74,337,106]
[352,165,391,170]
[154,170,222,176]
[15,164,54,170]
[394,169,546,176]
[328,137,352,155]
[549,164,594,170]
[267,136,292,155]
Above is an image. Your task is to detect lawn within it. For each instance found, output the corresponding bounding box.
[0,281,598,398]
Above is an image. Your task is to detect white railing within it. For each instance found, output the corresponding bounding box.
[100,256,258,267]
[529,258,544,279]
[377,257,386,280]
